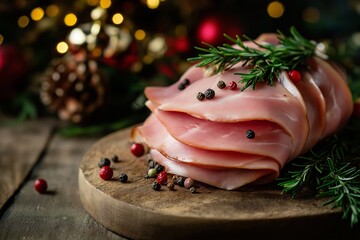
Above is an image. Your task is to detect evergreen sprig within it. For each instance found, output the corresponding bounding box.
[188,26,317,91]
[278,121,360,227]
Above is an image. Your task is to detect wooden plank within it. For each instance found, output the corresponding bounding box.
[78,127,359,240]
[0,134,126,239]
[0,118,55,209]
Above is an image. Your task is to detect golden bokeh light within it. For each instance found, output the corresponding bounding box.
[147,0,160,9]
[112,13,124,25]
[46,5,60,17]
[56,41,69,54]
[87,0,99,6]
[267,1,284,18]
[18,16,30,28]
[64,13,77,26]
[31,7,45,21]
[135,29,146,40]
[0,34,4,45]
[100,0,111,9]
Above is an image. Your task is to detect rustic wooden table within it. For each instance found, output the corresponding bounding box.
[0,118,126,240]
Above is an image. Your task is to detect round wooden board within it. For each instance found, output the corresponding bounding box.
[79,126,351,240]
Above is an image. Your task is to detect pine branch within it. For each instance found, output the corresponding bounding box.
[188,27,317,91]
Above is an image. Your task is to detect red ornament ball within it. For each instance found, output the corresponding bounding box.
[131,143,145,157]
[99,166,113,180]
[288,70,301,84]
[156,171,168,185]
[197,17,221,45]
[228,81,238,90]
[34,178,48,193]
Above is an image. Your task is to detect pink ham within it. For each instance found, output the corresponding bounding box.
[132,35,353,190]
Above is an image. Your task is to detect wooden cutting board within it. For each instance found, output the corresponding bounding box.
[78,126,353,240]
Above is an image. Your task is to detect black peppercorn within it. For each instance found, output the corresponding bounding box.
[197,92,205,101]
[155,164,164,174]
[246,129,255,139]
[98,158,111,168]
[183,78,190,86]
[217,80,226,89]
[178,83,186,90]
[175,176,185,187]
[204,88,215,99]
[151,181,161,191]
[119,173,128,183]
[111,155,119,163]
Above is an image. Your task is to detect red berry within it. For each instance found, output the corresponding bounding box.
[228,81,237,90]
[288,70,301,84]
[34,178,47,193]
[156,171,168,185]
[99,166,113,180]
[130,143,145,157]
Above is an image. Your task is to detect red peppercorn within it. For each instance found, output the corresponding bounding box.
[156,171,168,185]
[130,143,145,157]
[288,70,301,84]
[228,81,237,90]
[99,166,113,180]
[34,178,47,193]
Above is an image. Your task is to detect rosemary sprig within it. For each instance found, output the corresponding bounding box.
[188,27,317,91]
[277,120,360,227]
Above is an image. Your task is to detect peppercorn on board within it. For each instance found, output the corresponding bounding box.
[78,126,351,240]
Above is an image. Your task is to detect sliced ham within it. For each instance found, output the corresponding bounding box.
[132,35,353,190]
[150,150,276,190]
[137,114,281,170]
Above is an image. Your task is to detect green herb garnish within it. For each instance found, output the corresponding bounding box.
[188,26,317,91]
[278,120,360,227]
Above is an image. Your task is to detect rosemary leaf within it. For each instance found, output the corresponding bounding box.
[188,26,317,91]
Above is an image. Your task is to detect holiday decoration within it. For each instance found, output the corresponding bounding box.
[40,54,107,123]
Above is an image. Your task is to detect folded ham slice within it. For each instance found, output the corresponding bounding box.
[132,34,353,190]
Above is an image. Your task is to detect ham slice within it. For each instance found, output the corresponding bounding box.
[132,35,353,190]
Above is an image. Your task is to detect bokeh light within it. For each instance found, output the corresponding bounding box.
[267,1,284,18]
[100,0,111,9]
[147,0,160,9]
[112,13,124,25]
[56,41,69,54]
[64,13,77,26]
[46,5,60,17]
[31,7,45,21]
[197,18,220,44]
[135,29,146,40]
[18,16,30,28]
[0,34,3,45]
[87,0,99,6]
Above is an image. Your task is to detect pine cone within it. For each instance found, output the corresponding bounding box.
[40,54,107,123]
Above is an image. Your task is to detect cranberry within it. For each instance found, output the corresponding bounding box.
[130,143,145,157]
[99,166,113,180]
[156,171,168,185]
[228,81,237,90]
[288,70,301,84]
[34,178,48,193]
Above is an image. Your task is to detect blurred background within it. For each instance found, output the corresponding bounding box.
[0,0,360,136]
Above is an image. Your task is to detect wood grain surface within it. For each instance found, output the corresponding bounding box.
[0,121,126,240]
[0,119,55,209]
[79,127,358,240]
